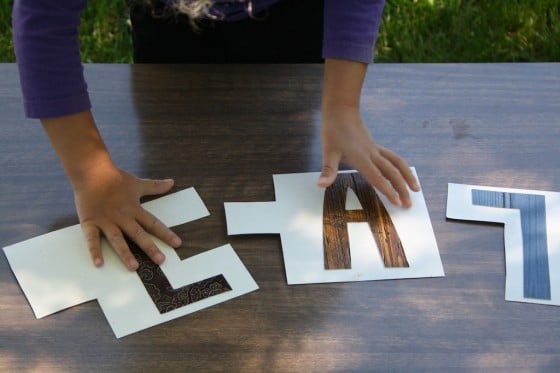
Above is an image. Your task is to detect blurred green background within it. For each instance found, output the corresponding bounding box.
[1,0,559,63]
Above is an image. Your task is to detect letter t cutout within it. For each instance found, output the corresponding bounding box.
[447,183,560,306]
[472,189,550,299]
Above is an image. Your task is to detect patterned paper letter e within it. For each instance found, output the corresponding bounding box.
[3,188,259,338]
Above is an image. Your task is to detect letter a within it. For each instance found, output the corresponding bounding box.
[322,172,409,269]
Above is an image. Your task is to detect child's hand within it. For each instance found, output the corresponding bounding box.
[320,58,420,207]
[73,161,182,270]
[41,110,181,271]
[317,105,420,208]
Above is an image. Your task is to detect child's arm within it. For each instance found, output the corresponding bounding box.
[320,1,418,207]
[318,58,420,208]
[41,111,182,270]
[13,0,180,270]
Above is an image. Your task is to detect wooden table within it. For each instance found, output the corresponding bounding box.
[1,63,559,371]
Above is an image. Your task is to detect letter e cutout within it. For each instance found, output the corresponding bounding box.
[3,189,259,338]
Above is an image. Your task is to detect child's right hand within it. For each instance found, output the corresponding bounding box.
[41,110,181,270]
[73,162,181,270]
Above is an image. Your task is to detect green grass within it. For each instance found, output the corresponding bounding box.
[79,1,133,63]
[0,1,14,62]
[1,0,559,63]
[377,0,560,62]
[0,0,133,63]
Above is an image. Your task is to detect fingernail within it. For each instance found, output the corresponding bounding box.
[128,259,139,271]
[394,196,403,207]
[154,252,165,264]
[94,257,104,267]
[171,235,182,247]
[317,176,329,187]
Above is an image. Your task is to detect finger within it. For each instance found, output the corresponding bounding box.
[374,155,412,208]
[137,209,182,248]
[82,224,104,267]
[139,178,175,197]
[318,151,342,188]
[103,227,139,271]
[379,147,420,192]
[359,159,403,207]
[121,220,166,265]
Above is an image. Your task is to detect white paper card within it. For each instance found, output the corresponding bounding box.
[3,188,259,338]
[225,169,444,284]
[446,183,560,306]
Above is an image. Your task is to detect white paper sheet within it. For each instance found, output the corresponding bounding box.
[3,188,259,338]
[225,169,444,284]
[446,183,560,306]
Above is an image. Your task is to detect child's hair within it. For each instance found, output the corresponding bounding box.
[130,0,253,23]
[168,0,217,20]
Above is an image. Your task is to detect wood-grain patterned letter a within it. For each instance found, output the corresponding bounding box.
[323,172,409,270]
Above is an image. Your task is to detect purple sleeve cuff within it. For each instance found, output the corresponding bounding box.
[322,0,385,64]
[22,91,91,119]
[13,0,90,119]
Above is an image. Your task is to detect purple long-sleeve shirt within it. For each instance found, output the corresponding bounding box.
[12,0,385,119]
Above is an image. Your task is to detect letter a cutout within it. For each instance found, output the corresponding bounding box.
[323,172,409,269]
[225,170,443,285]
